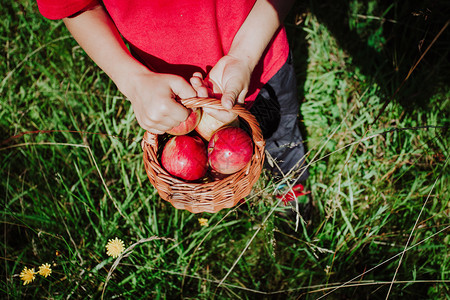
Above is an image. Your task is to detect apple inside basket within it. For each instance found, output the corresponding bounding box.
[141,97,265,214]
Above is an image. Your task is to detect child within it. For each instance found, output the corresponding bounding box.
[36,0,309,186]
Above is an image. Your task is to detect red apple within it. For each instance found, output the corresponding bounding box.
[195,111,238,141]
[208,127,253,174]
[167,107,202,135]
[161,135,208,181]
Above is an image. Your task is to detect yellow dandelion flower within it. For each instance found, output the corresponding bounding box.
[198,218,209,227]
[20,267,36,285]
[106,237,125,258]
[38,263,52,278]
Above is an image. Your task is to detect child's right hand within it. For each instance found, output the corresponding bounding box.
[121,71,197,135]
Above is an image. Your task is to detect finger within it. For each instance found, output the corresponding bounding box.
[142,108,185,135]
[149,128,165,135]
[141,118,176,134]
[203,107,237,123]
[161,116,183,129]
[221,90,238,110]
[190,76,204,90]
[171,77,197,100]
[196,86,209,98]
[237,89,248,104]
[160,99,190,123]
[221,79,248,108]
[221,79,245,109]
[192,72,203,79]
[169,79,198,122]
[142,125,165,135]
[206,77,223,96]
[190,75,212,98]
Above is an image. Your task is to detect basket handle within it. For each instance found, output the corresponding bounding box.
[142,97,264,148]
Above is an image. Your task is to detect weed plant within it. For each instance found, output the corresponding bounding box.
[1,0,449,299]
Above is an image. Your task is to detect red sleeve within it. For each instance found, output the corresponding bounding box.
[36,0,99,20]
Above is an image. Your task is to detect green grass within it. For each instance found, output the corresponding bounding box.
[1,0,449,299]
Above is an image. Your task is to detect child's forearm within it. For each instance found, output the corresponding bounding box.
[63,6,149,97]
[63,5,197,134]
[228,0,294,71]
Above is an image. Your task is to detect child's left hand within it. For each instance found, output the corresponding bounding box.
[190,54,252,124]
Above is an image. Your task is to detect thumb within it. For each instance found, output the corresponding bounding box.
[221,91,236,110]
[222,85,248,109]
[221,81,243,109]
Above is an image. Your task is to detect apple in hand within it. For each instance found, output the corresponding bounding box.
[195,111,238,141]
[161,135,208,181]
[208,127,253,175]
[167,108,202,135]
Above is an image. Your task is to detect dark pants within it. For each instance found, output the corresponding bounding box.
[250,54,309,184]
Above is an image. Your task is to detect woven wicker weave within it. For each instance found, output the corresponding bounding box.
[141,97,265,213]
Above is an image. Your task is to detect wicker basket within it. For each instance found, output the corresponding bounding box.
[141,97,265,213]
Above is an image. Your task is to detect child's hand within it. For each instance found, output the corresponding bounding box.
[124,72,197,134]
[62,6,198,135]
[189,54,251,123]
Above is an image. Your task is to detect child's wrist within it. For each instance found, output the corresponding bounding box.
[113,62,153,101]
[227,49,259,72]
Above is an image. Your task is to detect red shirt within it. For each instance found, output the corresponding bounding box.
[36,0,289,105]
